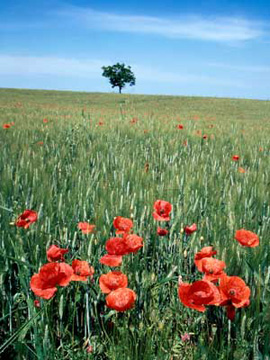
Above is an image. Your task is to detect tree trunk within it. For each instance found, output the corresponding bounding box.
[119,87,122,94]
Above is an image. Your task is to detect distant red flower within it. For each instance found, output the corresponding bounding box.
[37,141,44,145]
[99,254,123,267]
[184,223,197,235]
[194,246,217,272]
[30,263,73,299]
[15,210,38,229]
[34,300,40,308]
[98,121,104,126]
[232,155,240,161]
[130,117,138,124]
[201,258,226,282]
[183,140,188,146]
[157,227,168,236]
[43,118,48,123]
[78,222,95,234]
[3,124,11,129]
[47,245,69,262]
[113,216,133,235]
[71,260,94,281]
[234,229,259,248]
[203,134,208,139]
[99,271,128,294]
[178,279,220,312]
[153,200,172,221]
[106,288,136,312]
[238,167,246,173]
[219,275,250,310]
[10,122,15,126]
[177,124,184,129]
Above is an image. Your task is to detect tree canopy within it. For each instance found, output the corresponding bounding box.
[101,63,136,94]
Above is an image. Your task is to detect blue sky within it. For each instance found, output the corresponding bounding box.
[0,0,270,99]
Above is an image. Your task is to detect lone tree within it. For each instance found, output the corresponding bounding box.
[102,63,136,94]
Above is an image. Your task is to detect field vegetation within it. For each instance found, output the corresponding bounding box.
[0,88,270,359]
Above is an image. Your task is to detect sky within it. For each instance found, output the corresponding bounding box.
[0,0,270,99]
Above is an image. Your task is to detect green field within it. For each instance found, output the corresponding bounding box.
[0,88,270,359]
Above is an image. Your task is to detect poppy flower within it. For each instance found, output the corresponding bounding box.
[153,200,172,221]
[10,122,15,126]
[105,235,143,256]
[178,280,220,312]
[15,210,38,229]
[232,155,240,161]
[99,254,123,267]
[203,135,208,139]
[183,140,188,146]
[105,237,128,256]
[184,223,197,235]
[78,222,95,234]
[238,167,246,173]
[201,258,226,282]
[177,124,184,129]
[71,260,94,281]
[113,216,133,235]
[43,118,48,123]
[194,246,217,272]
[106,288,136,312]
[226,304,236,320]
[30,262,73,299]
[47,245,69,262]
[157,227,168,236]
[219,275,250,309]
[99,271,128,294]
[34,300,40,308]
[37,141,44,146]
[123,234,143,254]
[3,124,11,129]
[234,229,259,247]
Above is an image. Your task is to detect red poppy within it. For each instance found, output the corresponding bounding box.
[30,263,73,299]
[43,118,48,123]
[78,222,95,234]
[37,141,44,145]
[98,121,104,126]
[238,167,246,173]
[15,210,38,229]
[177,124,184,129]
[99,254,123,267]
[157,227,168,236]
[203,134,208,139]
[123,234,143,254]
[105,235,143,255]
[34,300,41,308]
[234,229,259,247]
[106,288,136,312]
[232,155,240,161]
[226,304,236,320]
[184,223,197,235]
[178,279,220,312]
[219,275,250,309]
[10,122,15,126]
[130,117,138,124]
[99,271,128,294]
[3,124,11,129]
[105,237,128,255]
[113,216,133,235]
[194,246,217,272]
[71,260,94,281]
[201,258,226,282]
[47,245,69,262]
[153,200,172,221]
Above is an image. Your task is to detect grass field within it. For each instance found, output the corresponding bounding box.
[0,88,270,359]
